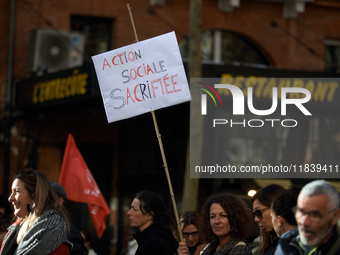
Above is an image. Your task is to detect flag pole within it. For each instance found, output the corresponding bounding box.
[150,109,184,242]
[126,4,184,242]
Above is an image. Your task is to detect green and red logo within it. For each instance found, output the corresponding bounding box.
[197,82,223,115]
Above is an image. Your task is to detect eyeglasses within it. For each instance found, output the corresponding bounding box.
[182,231,199,239]
[293,206,337,223]
[252,207,269,220]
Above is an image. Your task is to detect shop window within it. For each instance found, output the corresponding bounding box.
[180,29,270,67]
[324,39,340,74]
[71,15,113,63]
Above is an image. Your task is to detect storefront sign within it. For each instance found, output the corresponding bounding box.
[219,74,339,104]
[15,65,98,109]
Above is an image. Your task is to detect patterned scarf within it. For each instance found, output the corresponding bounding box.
[201,238,251,255]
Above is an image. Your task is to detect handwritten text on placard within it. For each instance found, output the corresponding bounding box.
[92,32,191,123]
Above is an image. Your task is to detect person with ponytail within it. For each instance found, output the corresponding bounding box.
[0,169,71,255]
[127,190,178,255]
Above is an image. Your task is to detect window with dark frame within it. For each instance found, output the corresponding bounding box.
[179,29,270,68]
[325,39,340,74]
[71,15,113,63]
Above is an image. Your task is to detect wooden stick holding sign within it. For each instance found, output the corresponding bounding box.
[150,108,184,242]
[127,4,184,243]
[92,6,191,242]
[127,4,139,43]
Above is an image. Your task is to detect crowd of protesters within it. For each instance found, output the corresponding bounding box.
[1,168,340,255]
[127,180,340,255]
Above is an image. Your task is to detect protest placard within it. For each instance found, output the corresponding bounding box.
[92,31,191,123]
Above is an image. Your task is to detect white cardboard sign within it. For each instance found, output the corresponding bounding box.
[92,32,191,123]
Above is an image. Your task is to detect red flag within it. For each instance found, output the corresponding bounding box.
[59,133,110,238]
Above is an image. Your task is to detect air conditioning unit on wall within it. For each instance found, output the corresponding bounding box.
[28,29,85,74]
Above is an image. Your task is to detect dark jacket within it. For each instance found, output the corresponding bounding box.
[264,230,280,255]
[133,224,178,255]
[69,222,88,255]
[274,227,340,255]
[189,243,201,255]
[274,228,299,255]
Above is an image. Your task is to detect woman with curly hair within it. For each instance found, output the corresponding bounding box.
[199,193,253,255]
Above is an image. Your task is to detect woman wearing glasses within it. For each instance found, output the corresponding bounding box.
[177,211,206,255]
[0,169,71,254]
[251,184,285,255]
[198,193,253,255]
